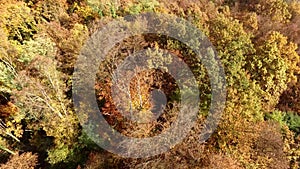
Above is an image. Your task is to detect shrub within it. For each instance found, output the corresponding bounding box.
[247,31,299,112]
[0,1,37,42]
[0,152,38,169]
[284,112,300,135]
[121,0,160,15]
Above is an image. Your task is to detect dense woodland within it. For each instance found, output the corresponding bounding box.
[0,0,300,168]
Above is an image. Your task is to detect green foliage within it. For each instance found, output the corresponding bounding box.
[6,40,81,164]
[12,56,80,164]
[284,112,300,134]
[47,145,73,164]
[265,110,300,135]
[87,0,120,17]
[43,114,80,164]
[0,61,17,93]
[19,35,56,64]
[122,0,160,14]
[266,110,287,127]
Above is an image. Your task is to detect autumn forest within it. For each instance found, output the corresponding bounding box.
[0,0,300,168]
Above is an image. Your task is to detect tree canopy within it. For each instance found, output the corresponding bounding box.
[0,0,299,168]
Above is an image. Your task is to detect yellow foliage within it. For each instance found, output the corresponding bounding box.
[0,1,37,42]
[256,0,291,22]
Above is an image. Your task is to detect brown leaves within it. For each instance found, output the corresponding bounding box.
[0,152,38,169]
[0,93,14,118]
[0,102,18,119]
